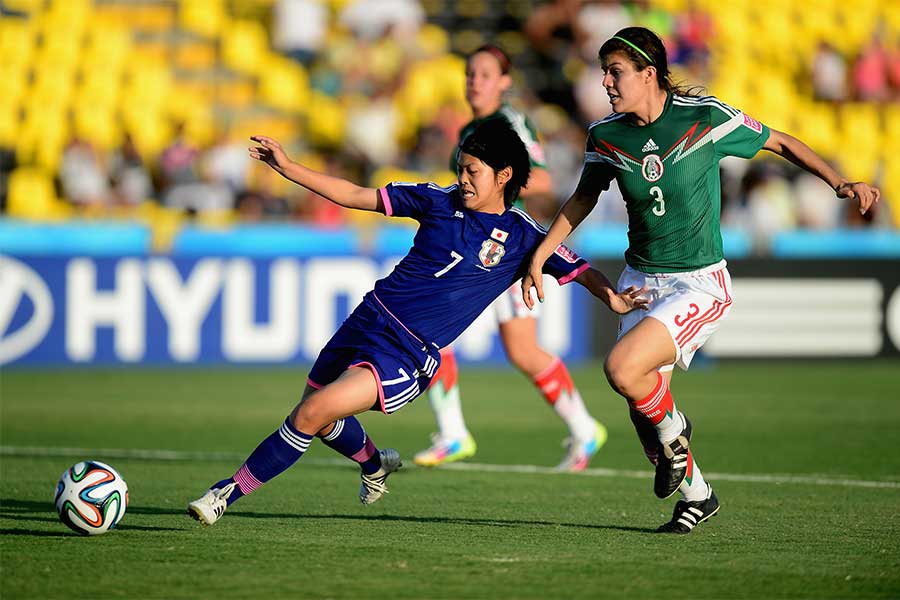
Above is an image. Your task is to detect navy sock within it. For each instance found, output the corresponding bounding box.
[218,417,313,506]
[320,416,382,475]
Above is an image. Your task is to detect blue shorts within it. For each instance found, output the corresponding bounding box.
[307,293,441,414]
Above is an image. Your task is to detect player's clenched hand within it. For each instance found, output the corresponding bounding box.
[249,135,293,174]
[521,258,545,310]
[836,181,881,215]
[604,285,649,315]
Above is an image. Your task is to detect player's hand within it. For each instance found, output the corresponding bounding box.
[604,285,649,315]
[836,182,881,215]
[249,135,292,174]
[521,258,546,310]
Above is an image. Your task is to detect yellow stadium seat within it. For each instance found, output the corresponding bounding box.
[17,107,68,168]
[123,61,173,112]
[306,91,346,149]
[221,19,270,76]
[0,101,20,148]
[82,23,133,74]
[0,18,37,70]
[7,167,73,221]
[2,0,44,11]
[179,0,228,39]
[259,57,311,114]
[838,103,881,158]
[416,24,450,58]
[73,104,122,152]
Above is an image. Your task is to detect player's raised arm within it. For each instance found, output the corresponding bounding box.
[249,135,381,212]
[762,129,880,215]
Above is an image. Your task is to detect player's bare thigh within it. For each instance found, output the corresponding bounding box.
[498,316,554,376]
[604,316,677,400]
[291,367,379,435]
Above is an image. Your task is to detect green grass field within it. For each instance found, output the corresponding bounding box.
[2,361,899,599]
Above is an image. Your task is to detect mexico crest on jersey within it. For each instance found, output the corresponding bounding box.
[479,239,506,267]
[641,154,664,182]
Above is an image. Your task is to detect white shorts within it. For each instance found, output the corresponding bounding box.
[617,260,733,371]
[492,282,539,324]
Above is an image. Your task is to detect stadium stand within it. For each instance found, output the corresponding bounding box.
[0,0,897,257]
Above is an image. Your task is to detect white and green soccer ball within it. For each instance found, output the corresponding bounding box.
[54,460,128,535]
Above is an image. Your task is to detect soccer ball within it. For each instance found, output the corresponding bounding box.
[54,460,128,535]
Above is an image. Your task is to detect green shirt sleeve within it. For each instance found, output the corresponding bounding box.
[709,98,770,160]
[577,130,616,196]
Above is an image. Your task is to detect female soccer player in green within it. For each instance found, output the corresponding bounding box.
[522,27,880,534]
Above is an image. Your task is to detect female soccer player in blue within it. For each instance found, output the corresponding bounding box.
[415,44,606,473]
[188,119,647,526]
[522,27,880,534]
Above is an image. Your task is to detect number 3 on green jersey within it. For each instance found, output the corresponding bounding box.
[577,94,770,272]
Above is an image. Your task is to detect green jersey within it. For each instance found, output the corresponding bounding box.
[454,103,547,210]
[579,94,770,272]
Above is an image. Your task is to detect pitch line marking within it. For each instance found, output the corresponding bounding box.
[2,445,898,490]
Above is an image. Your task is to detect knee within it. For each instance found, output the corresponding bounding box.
[504,343,531,373]
[603,352,641,398]
[290,399,331,434]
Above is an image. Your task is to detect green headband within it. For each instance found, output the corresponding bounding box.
[612,36,654,65]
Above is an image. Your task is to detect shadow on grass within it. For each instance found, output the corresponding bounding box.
[0,528,73,537]
[228,511,657,534]
[0,498,184,534]
[2,497,657,534]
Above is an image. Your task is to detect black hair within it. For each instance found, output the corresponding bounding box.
[459,118,531,206]
[598,26,702,97]
[469,44,512,74]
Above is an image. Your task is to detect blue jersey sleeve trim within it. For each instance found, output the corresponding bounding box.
[557,262,589,285]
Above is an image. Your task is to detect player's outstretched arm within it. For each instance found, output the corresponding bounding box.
[248,135,381,212]
[573,267,649,315]
[522,186,600,309]
[762,129,881,215]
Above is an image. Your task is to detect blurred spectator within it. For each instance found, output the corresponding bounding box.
[272,0,327,66]
[159,123,232,213]
[59,137,112,208]
[812,41,849,102]
[109,134,152,206]
[204,132,252,195]
[339,0,424,44]
[793,171,842,230]
[886,36,900,98]
[853,38,889,102]
[741,162,797,248]
[344,84,401,167]
[158,123,201,193]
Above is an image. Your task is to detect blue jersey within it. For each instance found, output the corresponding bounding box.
[372,182,589,349]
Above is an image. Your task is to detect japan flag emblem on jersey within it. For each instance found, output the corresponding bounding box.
[479,239,506,267]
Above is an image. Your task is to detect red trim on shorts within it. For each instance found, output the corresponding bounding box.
[306,378,324,389]
[675,269,732,347]
[349,361,387,413]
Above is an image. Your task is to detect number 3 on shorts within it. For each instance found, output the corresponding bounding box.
[650,186,665,216]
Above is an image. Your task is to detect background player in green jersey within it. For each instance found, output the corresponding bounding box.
[523,26,881,534]
[414,45,608,472]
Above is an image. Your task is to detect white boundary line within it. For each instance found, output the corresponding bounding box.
[3,445,899,490]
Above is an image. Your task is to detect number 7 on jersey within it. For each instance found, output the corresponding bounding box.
[434,251,463,277]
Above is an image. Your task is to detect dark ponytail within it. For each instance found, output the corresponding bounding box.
[598,27,703,97]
